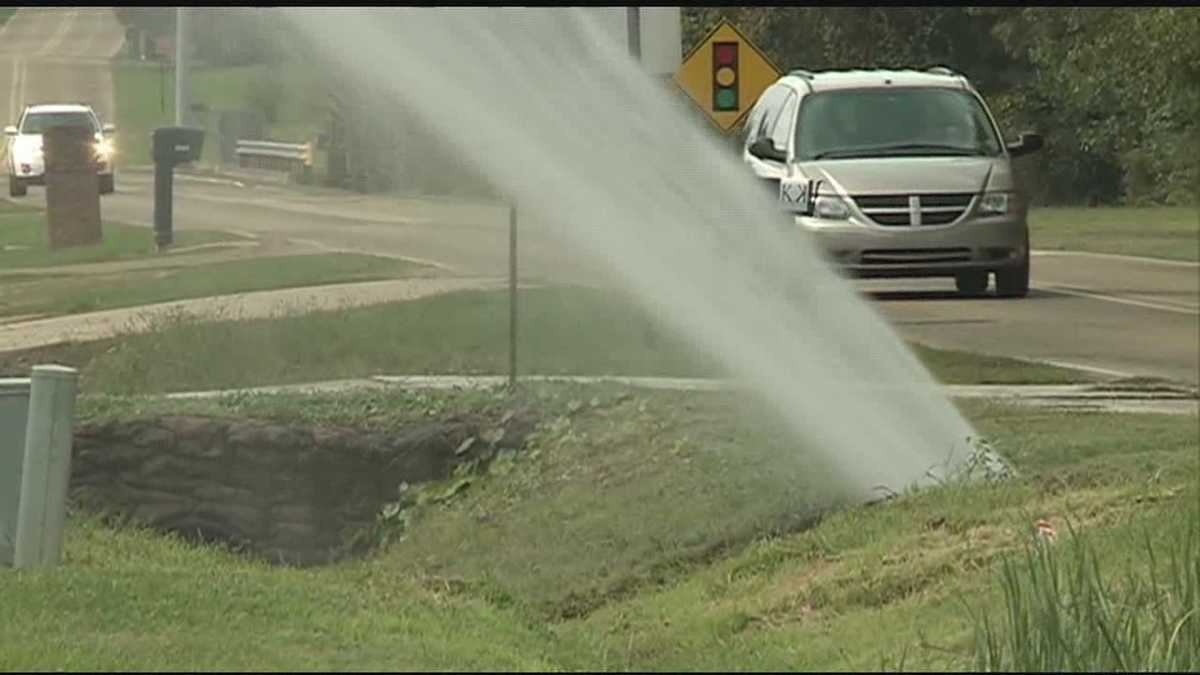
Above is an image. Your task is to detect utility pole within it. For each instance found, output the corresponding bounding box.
[174,7,190,127]
[508,204,518,390]
[626,7,641,61]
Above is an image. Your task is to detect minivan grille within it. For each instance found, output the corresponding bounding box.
[851,193,974,227]
[860,248,973,265]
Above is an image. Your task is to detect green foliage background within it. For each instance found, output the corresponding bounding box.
[684,7,1200,206]
[113,7,1199,206]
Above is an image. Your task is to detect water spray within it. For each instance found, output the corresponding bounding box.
[284,8,1001,501]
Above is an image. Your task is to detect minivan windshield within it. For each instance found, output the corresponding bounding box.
[795,88,1003,161]
[19,112,97,134]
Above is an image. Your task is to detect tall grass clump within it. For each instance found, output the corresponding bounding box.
[970,512,1199,672]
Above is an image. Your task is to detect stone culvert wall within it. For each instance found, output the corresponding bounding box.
[71,412,537,566]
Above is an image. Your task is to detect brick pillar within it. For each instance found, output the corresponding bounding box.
[44,125,102,250]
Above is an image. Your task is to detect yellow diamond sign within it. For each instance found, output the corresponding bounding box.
[674,20,782,133]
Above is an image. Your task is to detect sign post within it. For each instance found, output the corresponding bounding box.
[626,8,641,60]
[673,20,782,134]
[508,204,518,391]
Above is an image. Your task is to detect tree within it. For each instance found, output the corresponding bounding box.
[189,8,291,68]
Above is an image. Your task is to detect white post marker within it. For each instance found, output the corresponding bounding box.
[13,365,79,569]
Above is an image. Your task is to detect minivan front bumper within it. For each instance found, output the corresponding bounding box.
[795,213,1028,279]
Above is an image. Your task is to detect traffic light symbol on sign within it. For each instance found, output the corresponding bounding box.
[712,41,739,112]
[676,20,781,132]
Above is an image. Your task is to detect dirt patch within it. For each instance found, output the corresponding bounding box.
[70,410,539,566]
[0,340,110,378]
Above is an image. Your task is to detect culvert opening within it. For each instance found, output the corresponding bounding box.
[70,411,538,567]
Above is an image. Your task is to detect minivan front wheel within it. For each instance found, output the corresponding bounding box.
[955,271,989,296]
[8,174,26,197]
[996,258,1030,298]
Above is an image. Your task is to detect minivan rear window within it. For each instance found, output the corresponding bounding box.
[794,88,1003,161]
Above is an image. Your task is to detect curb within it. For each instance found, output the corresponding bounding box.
[153,376,1200,415]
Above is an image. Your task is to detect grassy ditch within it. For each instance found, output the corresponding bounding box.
[0,385,1194,670]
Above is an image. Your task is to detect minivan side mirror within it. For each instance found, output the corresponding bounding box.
[749,137,787,163]
[1007,131,1044,158]
[102,123,116,134]
[3,126,16,136]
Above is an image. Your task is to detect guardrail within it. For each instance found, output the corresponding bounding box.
[235,139,313,175]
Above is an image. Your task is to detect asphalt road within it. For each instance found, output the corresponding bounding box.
[1,8,1197,385]
[9,169,1193,385]
[0,8,125,129]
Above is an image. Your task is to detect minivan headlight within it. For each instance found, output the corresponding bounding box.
[979,192,1009,216]
[94,138,115,160]
[814,195,850,220]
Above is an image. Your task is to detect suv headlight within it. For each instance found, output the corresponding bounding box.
[814,195,850,220]
[14,144,41,162]
[94,138,115,160]
[979,192,1009,216]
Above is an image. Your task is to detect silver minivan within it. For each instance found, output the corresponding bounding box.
[743,67,1043,297]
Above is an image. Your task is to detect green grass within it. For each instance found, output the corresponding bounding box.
[0,199,33,214]
[0,207,237,269]
[551,400,1198,671]
[1031,206,1200,262]
[971,524,1198,672]
[0,8,15,27]
[74,286,1086,395]
[114,62,325,169]
[0,253,431,319]
[2,387,1195,670]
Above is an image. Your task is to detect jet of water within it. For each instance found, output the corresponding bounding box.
[284,8,987,499]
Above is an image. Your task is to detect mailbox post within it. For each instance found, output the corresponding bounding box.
[152,126,205,251]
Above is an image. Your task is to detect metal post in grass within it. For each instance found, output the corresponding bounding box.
[12,365,79,569]
[0,377,32,567]
[508,202,518,390]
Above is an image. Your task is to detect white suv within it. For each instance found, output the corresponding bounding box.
[4,103,116,197]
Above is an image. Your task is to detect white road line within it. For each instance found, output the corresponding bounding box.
[71,10,99,58]
[0,9,17,46]
[1034,283,1200,316]
[284,237,460,273]
[1033,249,1200,268]
[1014,357,1134,379]
[16,58,25,121]
[1109,292,1199,312]
[7,58,19,124]
[1043,283,1198,312]
[38,9,78,57]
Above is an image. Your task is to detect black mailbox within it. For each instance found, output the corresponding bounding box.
[151,126,205,251]
[152,126,205,165]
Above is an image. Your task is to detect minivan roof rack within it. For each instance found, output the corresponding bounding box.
[925,65,963,78]
[788,69,816,92]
